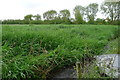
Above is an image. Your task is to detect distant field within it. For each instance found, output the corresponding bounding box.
[2,24,118,79]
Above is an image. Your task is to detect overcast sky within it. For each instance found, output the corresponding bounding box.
[0,0,105,20]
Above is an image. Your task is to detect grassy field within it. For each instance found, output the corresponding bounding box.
[2,24,118,79]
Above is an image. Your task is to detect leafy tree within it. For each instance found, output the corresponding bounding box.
[43,10,57,20]
[101,2,120,23]
[73,5,85,24]
[86,3,98,23]
[59,9,70,18]
[24,14,33,21]
[33,14,41,20]
[59,9,71,23]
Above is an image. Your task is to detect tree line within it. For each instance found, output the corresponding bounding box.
[2,2,120,25]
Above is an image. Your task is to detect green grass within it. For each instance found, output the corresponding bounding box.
[2,24,118,79]
[105,37,119,54]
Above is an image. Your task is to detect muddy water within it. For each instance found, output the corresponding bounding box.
[47,54,120,79]
[48,65,77,78]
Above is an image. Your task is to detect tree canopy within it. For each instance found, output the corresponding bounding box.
[24,14,33,21]
[2,2,119,25]
[59,9,71,24]
[101,2,120,22]
[86,3,98,23]
[73,5,85,24]
[43,10,57,20]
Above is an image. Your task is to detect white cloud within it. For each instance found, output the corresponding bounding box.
[0,0,105,20]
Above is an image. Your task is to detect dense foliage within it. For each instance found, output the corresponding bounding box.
[2,2,120,25]
[2,24,118,79]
